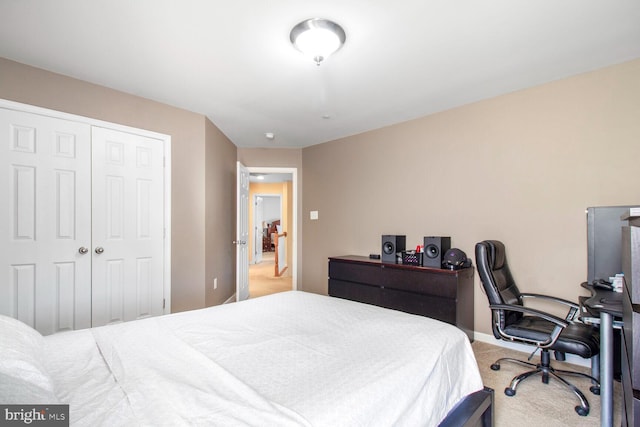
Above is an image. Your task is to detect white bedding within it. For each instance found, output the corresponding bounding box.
[9,291,483,426]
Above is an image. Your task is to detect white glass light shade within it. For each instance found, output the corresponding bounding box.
[290,19,346,65]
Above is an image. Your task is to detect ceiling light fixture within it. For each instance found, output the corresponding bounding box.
[290,18,346,66]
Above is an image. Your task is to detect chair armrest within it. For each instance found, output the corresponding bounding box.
[489,303,567,348]
[489,304,569,328]
[519,293,580,321]
[520,293,578,308]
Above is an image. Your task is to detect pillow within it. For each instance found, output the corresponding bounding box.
[0,315,56,394]
[0,372,59,404]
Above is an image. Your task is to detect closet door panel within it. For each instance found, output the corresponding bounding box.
[91,127,165,326]
[0,108,92,334]
[10,264,36,326]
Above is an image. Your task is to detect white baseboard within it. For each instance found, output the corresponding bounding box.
[473,331,591,368]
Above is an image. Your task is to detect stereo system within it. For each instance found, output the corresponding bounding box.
[381,235,406,263]
[422,236,451,268]
[381,235,452,267]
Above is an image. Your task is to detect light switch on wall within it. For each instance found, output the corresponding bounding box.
[310,210,319,220]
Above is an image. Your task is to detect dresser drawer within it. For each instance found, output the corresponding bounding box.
[329,260,382,286]
[383,288,456,325]
[329,279,381,306]
[329,257,464,298]
[382,267,458,298]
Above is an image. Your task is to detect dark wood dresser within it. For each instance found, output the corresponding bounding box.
[622,214,640,427]
[328,255,474,341]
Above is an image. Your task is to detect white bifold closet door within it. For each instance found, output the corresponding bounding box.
[90,127,165,327]
[0,108,165,335]
[0,108,92,334]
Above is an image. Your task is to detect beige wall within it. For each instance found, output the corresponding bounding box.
[204,119,238,306]
[237,148,302,170]
[0,57,237,313]
[301,59,640,336]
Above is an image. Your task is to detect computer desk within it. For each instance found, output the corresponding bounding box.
[579,282,623,427]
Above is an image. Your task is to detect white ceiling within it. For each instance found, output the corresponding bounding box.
[1,1,639,149]
[250,173,292,183]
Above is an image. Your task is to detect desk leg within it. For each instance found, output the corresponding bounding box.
[600,311,613,427]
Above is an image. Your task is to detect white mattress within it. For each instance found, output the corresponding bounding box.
[40,291,482,426]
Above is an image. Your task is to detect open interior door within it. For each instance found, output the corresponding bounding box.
[236,162,250,301]
[254,196,263,264]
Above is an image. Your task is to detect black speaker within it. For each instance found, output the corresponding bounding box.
[422,236,451,268]
[381,235,406,263]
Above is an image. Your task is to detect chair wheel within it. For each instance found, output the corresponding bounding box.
[590,385,600,395]
[575,406,589,416]
[504,387,516,397]
[490,363,500,371]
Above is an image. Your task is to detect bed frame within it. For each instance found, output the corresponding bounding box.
[439,387,494,427]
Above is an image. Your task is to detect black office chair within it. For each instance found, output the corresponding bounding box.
[475,240,600,416]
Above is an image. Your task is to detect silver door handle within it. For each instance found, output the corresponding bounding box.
[232,240,247,245]
[78,247,89,254]
[95,247,104,254]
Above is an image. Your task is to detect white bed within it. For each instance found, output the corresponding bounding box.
[1,291,486,426]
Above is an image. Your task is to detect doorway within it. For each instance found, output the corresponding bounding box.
[252,194,281,265]
[245,167,297,298]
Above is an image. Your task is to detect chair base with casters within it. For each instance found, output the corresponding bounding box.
[490,349,600,416]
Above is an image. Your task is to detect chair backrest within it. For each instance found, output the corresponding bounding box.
[475,240,524,338]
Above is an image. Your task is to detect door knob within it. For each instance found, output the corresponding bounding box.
[78,247,89,254]
[95,247,104,254]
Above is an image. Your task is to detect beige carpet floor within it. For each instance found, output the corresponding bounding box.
[249,252,292,298]
[472,340,622,427]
